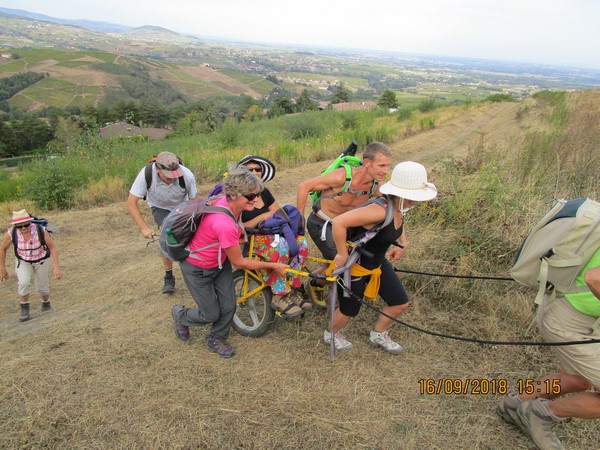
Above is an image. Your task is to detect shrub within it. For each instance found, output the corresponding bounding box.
[283,113,325,140]
[0,173,22,203]
[23,159,87,209]
[216,118,241,149]
[340,111,361,130]
[395,107,414,121]
[418,97,437,113]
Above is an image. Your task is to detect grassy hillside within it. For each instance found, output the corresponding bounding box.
[0,91,599,448]
[0,47,273,110]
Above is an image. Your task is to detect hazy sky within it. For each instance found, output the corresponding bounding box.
[1,0,598,68]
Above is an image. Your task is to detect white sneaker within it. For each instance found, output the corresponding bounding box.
[369,330,404,354]
[323,329,353,350]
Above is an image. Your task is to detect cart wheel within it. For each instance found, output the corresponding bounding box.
[232,269,275,337]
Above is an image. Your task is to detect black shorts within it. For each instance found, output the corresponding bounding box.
[338,259,409,317]
[306,212,337,260]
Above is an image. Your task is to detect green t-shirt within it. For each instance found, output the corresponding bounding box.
[565,248,600,317]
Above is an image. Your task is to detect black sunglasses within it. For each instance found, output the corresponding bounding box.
[243,192,261,201]
[14,222,31,229]
[246,166,262,173]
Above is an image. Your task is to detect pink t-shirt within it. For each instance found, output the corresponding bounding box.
[186,196,241,268]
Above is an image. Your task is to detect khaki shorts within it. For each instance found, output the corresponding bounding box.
[537,295,600,388]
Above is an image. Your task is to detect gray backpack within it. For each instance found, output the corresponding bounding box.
[510,198,600,304]
[159,196,237,263]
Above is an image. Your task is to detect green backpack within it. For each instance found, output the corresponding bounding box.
[309,141,377,202]
[510,198,600,305]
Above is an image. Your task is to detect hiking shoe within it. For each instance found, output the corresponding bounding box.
[41,301,51,312]
[305,280,327,310]
[516,399,565,450]
[19,303,30,322]
[369,330,404,354]
[171,305,190,341]
[162,274,175,294]
[290,289,312,313]
[496,393,523,428]
[271,294,303,318]
[207,336,235,358]
[323,329,353,350]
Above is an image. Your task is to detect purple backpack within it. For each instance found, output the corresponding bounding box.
[256,205,305,257]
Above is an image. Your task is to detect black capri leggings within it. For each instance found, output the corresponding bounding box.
[338,259,409,317]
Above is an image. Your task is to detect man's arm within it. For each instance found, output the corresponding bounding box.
[584,266,600,299]
[183,168,197,200]
[127,193,155,239]
[296,169,346,216]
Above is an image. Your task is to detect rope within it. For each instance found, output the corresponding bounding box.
[335,280,600,347]
[393,267,513,281]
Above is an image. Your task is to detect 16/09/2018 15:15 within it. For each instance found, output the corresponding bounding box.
[418,378,562,395]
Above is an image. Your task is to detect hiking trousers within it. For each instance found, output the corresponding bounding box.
[15,260,50,297]
[178,259,236,340]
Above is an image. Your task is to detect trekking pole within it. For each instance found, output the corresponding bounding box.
[146,236,159,247]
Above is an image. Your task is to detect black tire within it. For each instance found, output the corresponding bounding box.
[232,269,275,337]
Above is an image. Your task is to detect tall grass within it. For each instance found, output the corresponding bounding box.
[6,92,597,213]
[402,90,600,324]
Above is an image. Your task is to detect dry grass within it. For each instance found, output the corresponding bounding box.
[73,176,128,208]
[1,97,599,449]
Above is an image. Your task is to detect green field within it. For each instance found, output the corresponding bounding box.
[8,77,103,109]
[282,71,369,90]
[221,71,276,95]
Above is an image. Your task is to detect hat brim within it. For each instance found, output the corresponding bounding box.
[379,181,437,201]
[237,155,276,183]
[159,167,183,179]
[12,217,32,225]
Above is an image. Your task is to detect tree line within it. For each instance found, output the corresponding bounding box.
[0,72,46,106]
[0,69,404,158]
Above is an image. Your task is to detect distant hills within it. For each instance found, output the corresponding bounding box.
[0,7,132,32]
[1,6,599,114]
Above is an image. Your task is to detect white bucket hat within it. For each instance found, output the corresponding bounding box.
[379,161,437,201]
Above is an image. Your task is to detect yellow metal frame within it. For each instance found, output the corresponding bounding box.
[236,234,336,306]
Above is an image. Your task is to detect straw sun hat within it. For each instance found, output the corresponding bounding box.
[11,209,32,225]
[379,161,437,201]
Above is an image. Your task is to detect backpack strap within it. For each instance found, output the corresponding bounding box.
[316,164,379,202]
[280,223,299,258]
[144,162,153,191]
[187,205,239,269]
[351,195,395,247]
[11,223,50,268]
